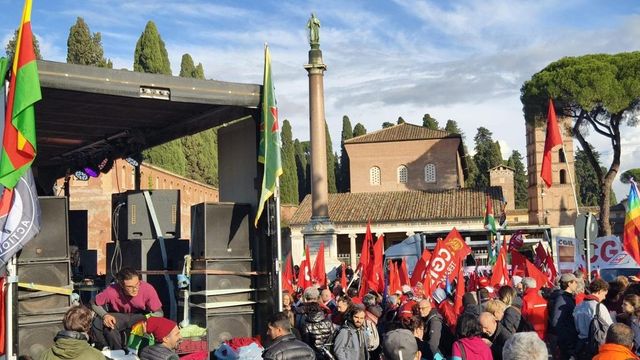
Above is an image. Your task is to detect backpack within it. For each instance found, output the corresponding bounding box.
[425,312,454,357]
[578,302,608,359]
[512,306,535,332]
[364,318,380,351]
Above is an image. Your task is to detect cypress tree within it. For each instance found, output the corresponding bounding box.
[6,28,42,62]
[339,115,353,192]
[195,63,205,79]
[66,17,111,68]
[353,123,367,137]
[179,54,197,78]
[294,139,310,201]
[133,21,171,75]
[444,119,464,138]
[325,122,337,193]
[507,150,528,208]
[382,122,394,129]
[280,120,299,204]
[397,117,405,124]
[422,114,439,130]
[472,127,503,189]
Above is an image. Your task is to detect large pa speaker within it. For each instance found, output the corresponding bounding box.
[190,306,254,351]
[18,196,69,263]
[17,260,71,316]
[112,190,180,241]
[18,314,64,359]
[190,259,254,303]
[191,203,253,259]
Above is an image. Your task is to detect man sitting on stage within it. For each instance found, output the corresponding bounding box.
[91,267,163,351]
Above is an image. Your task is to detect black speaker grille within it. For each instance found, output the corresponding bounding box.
[190,259,253,302]
[112,190,180,241]
[18,318,64,359]
[17,261,71,315]
[18,197,69,263]
[191,203,253,259]
[191,307,253,351]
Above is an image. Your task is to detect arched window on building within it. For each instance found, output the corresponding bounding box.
[397,165,408,184]
[559,149,566,163]
[424,163,436,183]
[560,169,567,184]
[370,166,381,185]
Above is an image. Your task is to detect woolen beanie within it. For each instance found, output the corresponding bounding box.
[146,317,177,341]
[382,328,418,360]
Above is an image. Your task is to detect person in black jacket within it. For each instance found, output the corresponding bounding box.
[479,312,512,360]
[300,302,335,359]
[416,299,452,358]
[548,273,579,360]
[263,312,316,360]
[497,286,521,334]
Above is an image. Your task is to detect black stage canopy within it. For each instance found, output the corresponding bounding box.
[34,60,261,183]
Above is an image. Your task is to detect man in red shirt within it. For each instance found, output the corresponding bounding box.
[91,267,163,350]
[521,277,548,340]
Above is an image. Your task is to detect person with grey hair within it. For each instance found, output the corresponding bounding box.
[502,332,548,360]
[521,277,548,340]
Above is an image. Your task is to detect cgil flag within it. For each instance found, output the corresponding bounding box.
[540,98,562,188]
[311,241,326,286]
[623,180,640,265]
[255,45,282,226]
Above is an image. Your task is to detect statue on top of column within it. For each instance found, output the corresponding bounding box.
[307,13,321,47]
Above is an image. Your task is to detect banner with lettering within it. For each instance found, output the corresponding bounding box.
[426,228,471,294]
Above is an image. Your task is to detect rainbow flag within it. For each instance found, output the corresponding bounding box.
[623,180,640,265]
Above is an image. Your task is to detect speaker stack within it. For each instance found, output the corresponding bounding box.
[108,190,188,319]
[17,196,72,359]
[188,202,270,351]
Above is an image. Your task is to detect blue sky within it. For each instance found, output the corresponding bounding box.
[2,0,640,198]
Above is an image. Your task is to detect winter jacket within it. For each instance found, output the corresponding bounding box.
[484,321,512,360]
[592,343,640,360]
[333,323,367,360]
[262,333,316,360]
[450,336,492,360]
[522,288,549,340]
[573,297,613,340]
[301,307,335,357]
[501,306,521,334]
[138,344,180,360]
[548,289,578,350]
[422,309,453,358]
[39,331,105,360]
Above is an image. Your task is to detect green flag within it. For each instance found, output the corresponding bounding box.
[255,45,282,226]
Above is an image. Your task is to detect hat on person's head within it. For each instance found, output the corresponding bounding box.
[432,288,446,304]
[397,301,416,320]
[559,273,577,283]
[382,328,419,360]
[146,317,177,341]
[512,276,523,287]
[402,285,413,295]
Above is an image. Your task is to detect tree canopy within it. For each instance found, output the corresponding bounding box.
[444,119,463,137]
[280,120,299,204]
[621,168,640,185]
[382,122,394,129]
[521,52,640,234]
[422,114,440,130]
[353,123,367,137]
[507,150,528,208]
[338,115,353,192]
[325,122,337,193]
[5,28,42,62]
[472,127,503,189]
[134,21,171,75]
[67,17,112,68]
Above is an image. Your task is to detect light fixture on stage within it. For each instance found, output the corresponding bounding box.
[98,157,114,174]
[83,166,99,178]
[74,170,89,181]
[125,157,139,167]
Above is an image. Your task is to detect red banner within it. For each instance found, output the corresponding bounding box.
[426,228,471,294]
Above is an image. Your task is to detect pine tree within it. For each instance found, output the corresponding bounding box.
[295,139,310,201]
[133,21,171,75]
[339,115,353,192]
[144,140,186,176]
[179,53,197,78]
[465,152,479,188]
[472,127,503,189]
[280,120,299,204]
[353,123,367,137]
[507,150,528,208]
[66,17,112,68]
[382,122,394,129]
[325,122,337,193]
[575,147,604,206]
[444,119,463,137]
[422,114,439,130]
[6,28,42,62]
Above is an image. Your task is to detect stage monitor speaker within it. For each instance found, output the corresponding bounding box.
[17,261,72,315]
[191,202,253,259]
[190,259,254,303]
[18,314,64,360]
[18,196,69,263]
[190,306,254,351]
[112,190,180,240]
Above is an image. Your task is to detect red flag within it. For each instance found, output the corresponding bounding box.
[525,257,552,289]
[426,228,471,294]
[453,261,465,317]
[490,245,509,287]
[410,248,431,286]
[541,98,563,188]
[399,258,410,287]
[510,250,528,277]
[340,263,347,290]
[297,246,312,290]
[312,242,326,286]
[366,235,385,294]
[282,251,294,293]
[388,261,402,295]
[358,221,373,272]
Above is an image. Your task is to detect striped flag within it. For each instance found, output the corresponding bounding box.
[623,180,640,265]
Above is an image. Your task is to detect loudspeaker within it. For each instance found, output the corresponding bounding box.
[191,203,253,259]
[79,249,97,277]
[17,260,71,315]
[18,314,64,359]
[112,190,180,240]
[190,306,254,351]
[190,259,254,303]
[18,197,69,263]
[68,209,88,250]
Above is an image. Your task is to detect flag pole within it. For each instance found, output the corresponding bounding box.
[275,177,283,311]
[5,255,17,359]
[553,101,580,215]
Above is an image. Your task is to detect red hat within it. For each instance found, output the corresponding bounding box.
[146,317,177,341]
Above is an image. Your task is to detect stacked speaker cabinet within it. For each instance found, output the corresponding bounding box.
[189,202,273,351]
[112,190,180,241]
[17,197,72,359]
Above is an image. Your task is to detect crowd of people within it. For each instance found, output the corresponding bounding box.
[262,268,640,360]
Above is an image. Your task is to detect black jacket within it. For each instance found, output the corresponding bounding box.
[263,333,317,360]
[301,307,335,355]
[548,289,577,344]
[501,306,521,334]
[422,309,453,358]
[485,322,512,360]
